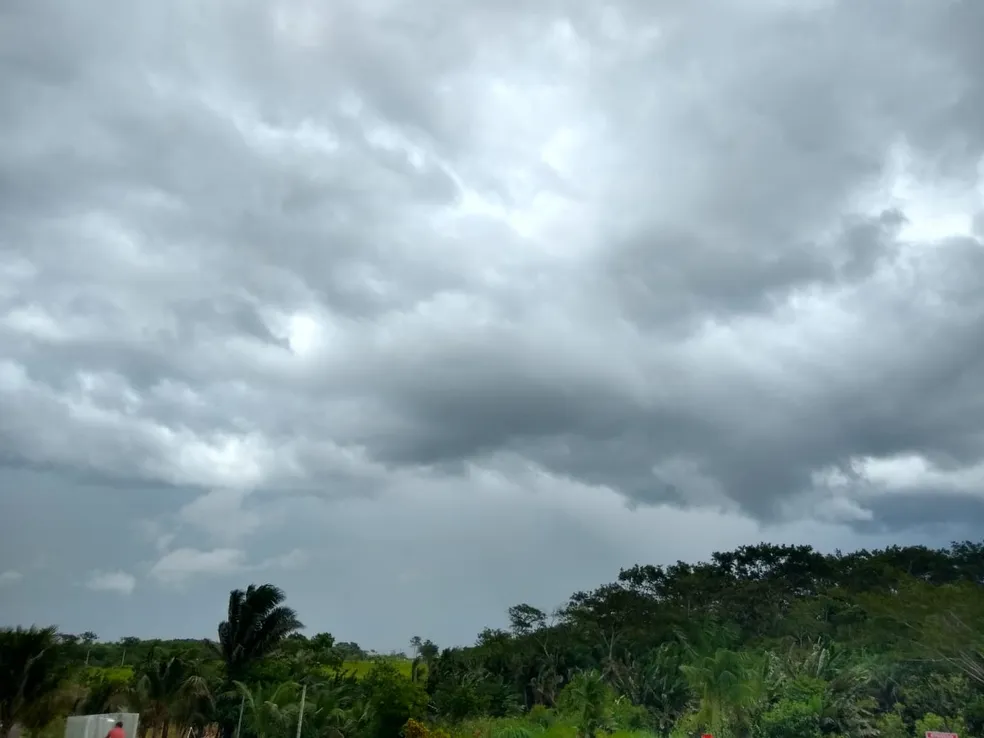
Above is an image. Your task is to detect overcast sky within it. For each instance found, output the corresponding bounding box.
[2,0,984,652]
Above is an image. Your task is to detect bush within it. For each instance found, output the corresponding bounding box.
[757,697,822,738]
[405,719,430,738]
[915,713,967,738]
[528,706,556,729]
[611,700,650,732]
[363,661,429,738]
[876,710,908,738]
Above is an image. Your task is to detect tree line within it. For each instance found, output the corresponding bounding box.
[2,541,984,738]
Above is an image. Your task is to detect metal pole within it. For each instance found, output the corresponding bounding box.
[234,695,245,738]
[295,684,307,738]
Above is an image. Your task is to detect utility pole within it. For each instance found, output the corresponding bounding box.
[295,684,307,738]
[235,695,245,738]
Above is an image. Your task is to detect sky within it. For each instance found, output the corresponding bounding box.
[1,0,984,653]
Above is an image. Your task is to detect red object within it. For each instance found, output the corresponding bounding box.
[702,734,713,738]
[107,729,125,738]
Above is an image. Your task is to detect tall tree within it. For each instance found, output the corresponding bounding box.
[217,584,304,684]
[0,626,74,738]
[680,648,764,738]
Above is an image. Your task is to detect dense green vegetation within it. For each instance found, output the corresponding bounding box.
[3,542,984,738]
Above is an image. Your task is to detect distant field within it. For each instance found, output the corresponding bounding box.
[86,659,420,682]
[84,666,134,683]
[340,658,418,679]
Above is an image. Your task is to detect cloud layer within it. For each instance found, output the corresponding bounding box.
[86,570,137,596]
[1,0,984,646]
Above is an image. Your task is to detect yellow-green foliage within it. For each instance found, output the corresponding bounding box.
[405,719,430,738]
[403,719,458,738]
[449,716,577,738]
[335,657,422,680]
[444,710,661,738]
[82,665,134,684]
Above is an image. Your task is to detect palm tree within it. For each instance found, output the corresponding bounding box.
[529,664,563,708]
[215,585,302,738]
[609,644,691,738]
[71,672,131,716]
[559,670,612,738]
[773,641,878,738]
[217,584,304,684]
[132,652,212,738]
[234,681,301,738]
[680,648,764,738]
[299,680,370,738]
[0,626,75,738]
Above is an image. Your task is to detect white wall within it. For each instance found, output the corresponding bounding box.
[65,714,139,738]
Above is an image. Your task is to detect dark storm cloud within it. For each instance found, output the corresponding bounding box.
[3,0,984,642]
[861,492,984,533]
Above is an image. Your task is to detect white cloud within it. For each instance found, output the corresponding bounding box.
[148,545,311,586]
[85,570,136,595]
[149,548,247,585]
[178,488,266,544]
[0,570,23,587]
[264,548,309,570]
[858,453,984,496]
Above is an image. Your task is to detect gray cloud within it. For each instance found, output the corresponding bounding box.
[2,0,984,644]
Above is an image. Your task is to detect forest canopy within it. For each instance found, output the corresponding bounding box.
[2,541,983,738]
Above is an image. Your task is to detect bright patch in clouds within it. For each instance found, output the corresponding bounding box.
[148,546,309,586]
[150,548,248,585]
[86,570,137,595]
[859,454,984,496]
[0,571,23,587]
[286,312,326,357]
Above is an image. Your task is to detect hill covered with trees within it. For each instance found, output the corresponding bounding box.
[2,541,984,738]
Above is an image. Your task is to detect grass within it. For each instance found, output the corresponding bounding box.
[82,665,134,683]
[339,657,419,679]
[445,716,661,738]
